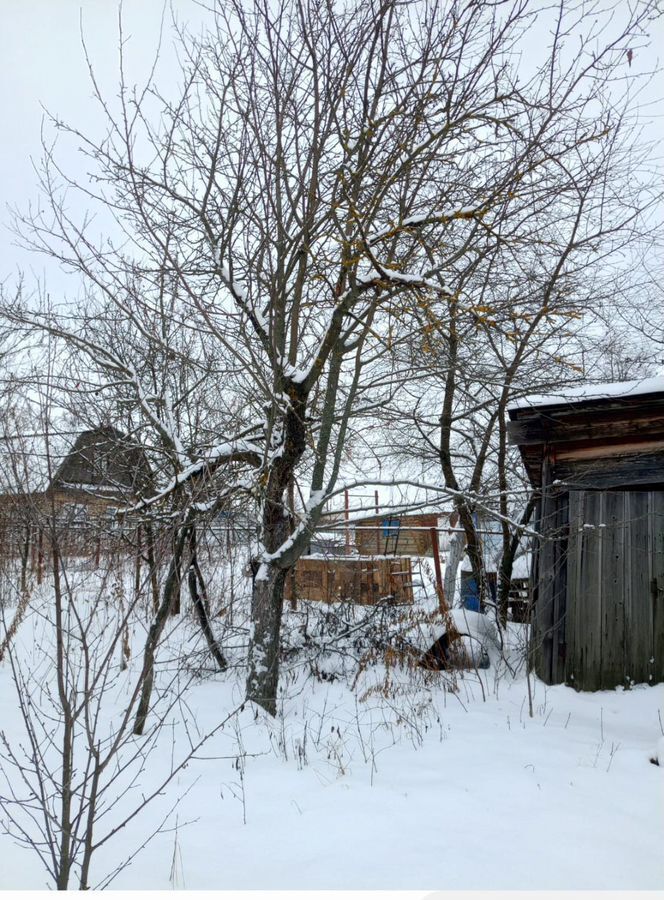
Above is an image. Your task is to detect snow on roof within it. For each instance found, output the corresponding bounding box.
[508,375,664,412]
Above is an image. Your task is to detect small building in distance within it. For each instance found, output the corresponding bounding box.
[46,425,152,519]
[353,512,440,557]
[293,509,440,607]
[0,426,152,553]
[508,376,664,690]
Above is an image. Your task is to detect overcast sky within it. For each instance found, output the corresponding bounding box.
[0,0,206,296]
[1,0,662,303]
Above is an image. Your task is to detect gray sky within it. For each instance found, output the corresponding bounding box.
[0,0,204,295]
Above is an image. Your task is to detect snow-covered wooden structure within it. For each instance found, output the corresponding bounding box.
[286,556,414,605]
[0,426,152,521]
[508,377,664,690]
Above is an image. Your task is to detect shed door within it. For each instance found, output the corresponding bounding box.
[566,490,664,690]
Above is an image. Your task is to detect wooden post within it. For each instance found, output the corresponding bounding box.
[430,526,462,648]
[344,489,350,555]
[375,490,381,555]
[430,527,447,614]
[20,525,30,595]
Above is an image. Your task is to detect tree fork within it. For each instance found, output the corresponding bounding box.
[188,526,228,671]
[133,521,190,736]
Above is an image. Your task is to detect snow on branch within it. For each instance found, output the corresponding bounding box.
[356,265,452,298]
[215,259,272,358]
[367,205,490,246]
[126,438,263,512]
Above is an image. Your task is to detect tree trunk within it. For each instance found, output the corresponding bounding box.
[133,523,189,736]
[245,377,308,714]
[446,499,487,613]
[144,522,160,616]
[245,562,287,716]
[498,545,515,628]
[188,527,227,671]
[52,543,74,891]
[437,302,488,613]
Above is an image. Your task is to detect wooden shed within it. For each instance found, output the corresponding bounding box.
[353,513,440,556]
[507,377,664,690]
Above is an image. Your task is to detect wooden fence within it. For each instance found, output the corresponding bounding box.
[286,556,414,605]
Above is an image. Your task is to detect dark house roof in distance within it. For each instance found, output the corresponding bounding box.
[50,426,153,499]
[507,376,664,490]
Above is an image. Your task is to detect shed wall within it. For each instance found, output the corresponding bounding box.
[533,489,664,689]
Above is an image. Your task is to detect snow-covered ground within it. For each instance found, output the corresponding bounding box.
[0,570,662,891]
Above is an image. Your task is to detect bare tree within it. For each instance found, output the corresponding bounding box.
[2,0,661,718]
[370,0,662,625]
[0,420,242,890]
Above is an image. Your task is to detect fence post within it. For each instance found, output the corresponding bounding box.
[344,489,350,555]
[429,527,447,614]
[20,525,30,594]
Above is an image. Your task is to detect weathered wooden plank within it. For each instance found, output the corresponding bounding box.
[353,514,439,557]
[532,463,558,683]
[650,491,664,685]
[564,491,582,687]
[527,497,542,674]
[550,491,569,683]
[553,451,664,490]
[599,491,626,689]
[288,556,414,605]
[567,491,604,691]
[625,492,653,686]
[507,407,664,447]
